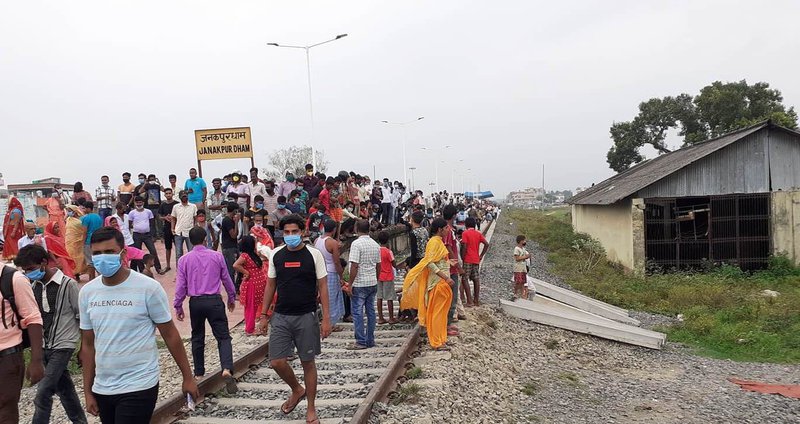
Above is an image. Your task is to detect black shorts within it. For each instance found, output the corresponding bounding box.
[163,225,174,249]
[269,311,321,362]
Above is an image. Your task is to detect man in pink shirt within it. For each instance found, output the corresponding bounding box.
[0,265,45,422]
[174,227,238,393]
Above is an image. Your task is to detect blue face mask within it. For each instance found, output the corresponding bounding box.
[277,204,286,210]
[284,234,302,248]
[256,202,264,209]
[92,253,123,278]
[25,268,45,281]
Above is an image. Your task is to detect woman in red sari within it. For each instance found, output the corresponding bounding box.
[43,221,76,278]
[2,197,25,260]
[234,235,269,335]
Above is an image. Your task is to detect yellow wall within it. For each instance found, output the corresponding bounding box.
[771,191,800,264]
[571,200,635,270]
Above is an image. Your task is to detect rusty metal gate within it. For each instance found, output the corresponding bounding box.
[644,193,771,270]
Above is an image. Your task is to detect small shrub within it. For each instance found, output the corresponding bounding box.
[520,382,539,396]
[391,383,422,405]
[544,339,560,350]
[765,253,800,277]
[406,366,423,379]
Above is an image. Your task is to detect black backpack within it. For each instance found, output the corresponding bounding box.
[1,266,31,349]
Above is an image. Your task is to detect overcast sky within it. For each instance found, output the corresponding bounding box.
[2,1,800,198]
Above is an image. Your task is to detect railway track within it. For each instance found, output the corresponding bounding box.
[152,217,497,424]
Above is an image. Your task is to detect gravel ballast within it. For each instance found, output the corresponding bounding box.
[372,213,800,424]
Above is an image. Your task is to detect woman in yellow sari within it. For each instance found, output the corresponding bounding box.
[64,205,88,278]
[401,218,455,350]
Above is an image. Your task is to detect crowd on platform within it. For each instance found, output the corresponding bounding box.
[0,163,497,423]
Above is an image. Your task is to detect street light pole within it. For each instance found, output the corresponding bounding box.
[420,145,451,193]
[409,167,417,191]
[381,117,424,189]
[268,34,348,171]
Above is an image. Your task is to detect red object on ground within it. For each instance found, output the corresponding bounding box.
[728,378,800,399]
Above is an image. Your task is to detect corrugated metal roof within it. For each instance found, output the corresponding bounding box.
[570,122,774,205]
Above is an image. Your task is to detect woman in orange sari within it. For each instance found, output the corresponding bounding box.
[2,197,25,260]
[64,205,88,277]
[401,218,454,350]
[43,221,76,278]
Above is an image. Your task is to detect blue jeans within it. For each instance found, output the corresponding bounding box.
[98,208,112,221]
[351,285,377,347]
[33,348,87,424]
[448,273,459,325]
[174,234,193,261]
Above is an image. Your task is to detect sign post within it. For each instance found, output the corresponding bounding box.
[194,127,254,177]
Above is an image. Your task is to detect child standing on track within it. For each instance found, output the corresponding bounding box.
[513,235,531,298]
[377,231,400,324]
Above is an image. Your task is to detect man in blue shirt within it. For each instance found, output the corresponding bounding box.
[184,168,208,210]
[80,201,102,280]
[79,227,198,422]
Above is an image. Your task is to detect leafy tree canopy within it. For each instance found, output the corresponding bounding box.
[262,145,329,181]
[607,80,798,172]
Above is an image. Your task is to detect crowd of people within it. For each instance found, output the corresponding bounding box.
[0,162,498,424]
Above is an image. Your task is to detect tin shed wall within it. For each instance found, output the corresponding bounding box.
[768,129,800,191]
[637,132,769,198]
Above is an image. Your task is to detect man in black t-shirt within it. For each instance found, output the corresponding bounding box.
[158,188,179,273]
[257,214,330,424]
[220,203,240,284]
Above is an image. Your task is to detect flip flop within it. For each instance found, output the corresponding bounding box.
[224,373,238,394]
[345,343,368,350]
[281,391,307,415]
[306,419,321,424]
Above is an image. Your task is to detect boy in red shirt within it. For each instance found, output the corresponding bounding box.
[377,231,400,324]
[460,217,489,306]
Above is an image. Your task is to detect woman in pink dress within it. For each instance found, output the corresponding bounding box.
[233,235,268,335]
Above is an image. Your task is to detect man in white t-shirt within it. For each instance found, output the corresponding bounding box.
[171,191,198,261]
[79,227,198,422]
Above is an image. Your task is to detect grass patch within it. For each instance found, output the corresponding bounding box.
[557,371,580,385]
[520,381,539,396]
[391,383,422,405]
[406,366,423,379]
[509,209,800,363]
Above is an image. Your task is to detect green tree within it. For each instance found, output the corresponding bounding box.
[607,80,798,173]
[262,145,329,181]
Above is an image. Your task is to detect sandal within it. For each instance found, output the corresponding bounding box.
[345,343,368,350]
[377,318,388,325]
[388,318,399,324]
[223,373,238,394]
[447,329,460,336]
[281,391,307,414]
[433,345,451,351]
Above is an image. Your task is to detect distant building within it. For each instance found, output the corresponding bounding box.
[4,177,74,227]
[570,121,800,272]
[506,187,545,208]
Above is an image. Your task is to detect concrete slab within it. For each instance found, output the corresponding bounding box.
[180,416,345,424]
[254,367,386,378]
[237,382,365,392]
[500,298,665,350]
[216,397,362,408]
